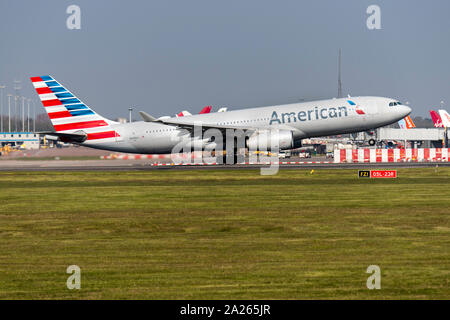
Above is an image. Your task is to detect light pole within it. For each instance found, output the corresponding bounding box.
[0,85,5,132]
[27,98,31,132]
[14,95,18,132]
[32,99,36,132]
[128,107,133,123]
[21,96,26,132]
[7,94,12,132]
[13,79,21,133]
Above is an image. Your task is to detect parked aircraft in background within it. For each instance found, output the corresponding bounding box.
[176,110,192,117]
[176,105,212,117]
[398,115,416,129]
[199,106,212,114]
[438,110,450,127]
[430,110,444,128]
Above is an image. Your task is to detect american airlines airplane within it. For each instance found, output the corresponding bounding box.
[31,75,411,155]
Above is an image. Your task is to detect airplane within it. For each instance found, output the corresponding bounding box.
[430,110,444,128]
[31,75,412,158]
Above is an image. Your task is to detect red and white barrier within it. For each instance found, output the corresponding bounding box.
[334,148,450,163]
[101,154,171,160]
[146,161,333,166]
[100,152,204,160]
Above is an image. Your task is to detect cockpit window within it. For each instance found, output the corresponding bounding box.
[389,101,403,107]
[397,101,402,105]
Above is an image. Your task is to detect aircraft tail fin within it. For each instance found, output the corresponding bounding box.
[30,75,119,143]
[398,115,415,129]
[404,115,415,129]
[199,106,212,114]
[176,110,192,117]
[430,110,443,128]
[438,109,450,127]
[30,75,118,140]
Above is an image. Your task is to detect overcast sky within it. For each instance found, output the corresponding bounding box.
[1,0,449,119]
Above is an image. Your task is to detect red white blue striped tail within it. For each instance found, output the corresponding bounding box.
[30,75,119,141]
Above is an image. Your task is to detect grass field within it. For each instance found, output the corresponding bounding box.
[0,168,448,299]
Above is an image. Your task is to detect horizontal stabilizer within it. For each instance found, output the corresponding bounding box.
[38,131,87,143]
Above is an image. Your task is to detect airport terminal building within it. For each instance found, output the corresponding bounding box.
[0,132,40,150]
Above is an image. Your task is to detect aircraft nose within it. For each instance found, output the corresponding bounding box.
[399,105,412,117]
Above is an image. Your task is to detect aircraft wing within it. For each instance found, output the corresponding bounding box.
[139,110,301,135]
[38,131,87,143]
[153,117,260,133]
[152,117,304,138]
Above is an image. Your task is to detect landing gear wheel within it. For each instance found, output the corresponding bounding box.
[223,154,228,165]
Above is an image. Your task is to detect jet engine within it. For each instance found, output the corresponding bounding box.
[246,130,301,151]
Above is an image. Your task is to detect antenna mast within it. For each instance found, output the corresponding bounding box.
[338,48,342,98]
[338,49,343,98]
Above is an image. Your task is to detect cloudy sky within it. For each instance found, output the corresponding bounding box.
[1,0,449,119]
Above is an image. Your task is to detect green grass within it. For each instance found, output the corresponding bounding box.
[0,168,449,299]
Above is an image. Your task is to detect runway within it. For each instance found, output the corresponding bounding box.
[1,159,449,171]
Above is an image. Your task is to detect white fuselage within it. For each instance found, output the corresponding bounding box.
[82,96,411,154]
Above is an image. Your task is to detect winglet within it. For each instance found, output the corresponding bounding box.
[139,111,156,122]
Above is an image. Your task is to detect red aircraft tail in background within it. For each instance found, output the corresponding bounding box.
[177,106,211,117]
[199,106,212,114]
[430,110,443,128]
